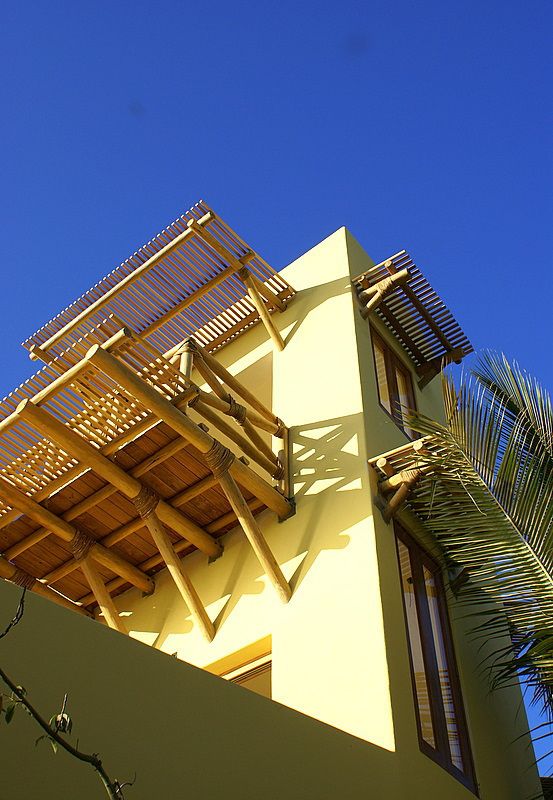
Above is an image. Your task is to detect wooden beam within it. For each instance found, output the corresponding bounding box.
[384,260,453,351]
[358,268,410,318]
[190,339,283,431]
[238,267,285,351]
[0,473,154,595]
[190,398,281,478]
[416,347,466,389]
[42,475,220,587]
[16,399,221,559]
[216,470,291,603]
[379,467,428,493]
[186,217,287,315]
[144,513,214,641]
[80,558,127,633]
[85,346,293,520]
[79,497,264,606]
[33,212,213,357]
[0,556,91,617]
[5,434,189,560]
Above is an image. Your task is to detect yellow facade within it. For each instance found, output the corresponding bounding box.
[0,228,542,798]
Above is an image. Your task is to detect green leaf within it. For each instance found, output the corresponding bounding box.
[49,739,58,755]
[5,704,16,724]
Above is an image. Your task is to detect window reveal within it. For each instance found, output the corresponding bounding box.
[395,524,476,792]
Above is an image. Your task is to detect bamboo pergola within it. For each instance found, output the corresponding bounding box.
[353,251,473,387]
[23,200,294,367]
[0,204,296,639]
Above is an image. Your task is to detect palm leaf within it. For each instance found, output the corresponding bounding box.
[406,352,553,714]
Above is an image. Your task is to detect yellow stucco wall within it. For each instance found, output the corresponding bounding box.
[0,229,542,799]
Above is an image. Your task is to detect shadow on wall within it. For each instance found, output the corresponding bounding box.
[0,579,400,800]
[114,411,372,643]
[282,275,353,349]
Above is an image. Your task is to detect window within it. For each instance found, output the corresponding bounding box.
[371,328,417,438]
[395,524,476,792]
[207,638,272,699]
[224,654,272,698]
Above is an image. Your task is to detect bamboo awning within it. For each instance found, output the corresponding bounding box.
[353,251,473,387]
[0,327,293,638]
[22,200,295,365]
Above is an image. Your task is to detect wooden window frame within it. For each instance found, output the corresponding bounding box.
[370,326,417,438]
[395,522,477,794]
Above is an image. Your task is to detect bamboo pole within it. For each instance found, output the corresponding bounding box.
[190,399,281,477]
[217,471,291,603]
[79,497,264,605]
[379,467,428,493]
[0,557,91,617]
[80,558,127,633]
[85,346,292,519]
[239,268,285,351]
[5,435,188,560]
[0,472,153,595]
[34,212,212,357]
[43,475,220,586]
[191,340,283,432]
[144,513,214,641]
[16,399,221,559]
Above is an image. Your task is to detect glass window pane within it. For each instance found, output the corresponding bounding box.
[374,341,392,413]
[398,540,436,747]
[395,367,416,437]
[423,566,464,771]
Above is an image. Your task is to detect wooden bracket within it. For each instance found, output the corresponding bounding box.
[416,347,466,389]
[357,266,410,318]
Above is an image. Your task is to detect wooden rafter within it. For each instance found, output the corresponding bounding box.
[0,472,154,596]
[78,496,264,607]
[16,400,222,560]
[86,345,292,520]
[187,217,286,351]
[21,202,295,367]
[4,434,190,560]
[81,558,127,633]
[371,440,430,523]
[85,346,292,603]
[353,250,473,371]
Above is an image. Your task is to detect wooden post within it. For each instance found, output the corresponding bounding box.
[0,472,154,595]
[217,470,291,603]
[178,339,194,379]
[191,340,283,431]
[84,346,293,519]
[16,399,221,559]
[144,513,214,641]
[238,268,285,351]
[80,558,127,633]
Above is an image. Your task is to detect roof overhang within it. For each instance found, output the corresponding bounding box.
[352,250,473,387]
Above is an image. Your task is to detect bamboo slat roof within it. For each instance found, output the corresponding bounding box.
[0,331,286,611]
[353,250,473,368]
[22,200,295,364]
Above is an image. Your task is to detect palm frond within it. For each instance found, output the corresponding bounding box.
[406,354,553,712]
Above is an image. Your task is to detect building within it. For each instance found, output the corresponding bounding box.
[0,202,542,798]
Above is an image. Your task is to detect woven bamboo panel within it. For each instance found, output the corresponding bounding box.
[353,250,473,367]
[22,200,294,363]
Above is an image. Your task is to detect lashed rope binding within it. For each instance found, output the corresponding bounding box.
[11,568,36,589]
[69,529,95,561]
[228,396,247,425]
[204,440,235,478]
[132,485,160,519]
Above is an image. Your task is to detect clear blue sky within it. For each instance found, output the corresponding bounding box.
[1,0,552,774]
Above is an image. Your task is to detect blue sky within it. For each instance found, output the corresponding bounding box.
[1,0,552,774]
